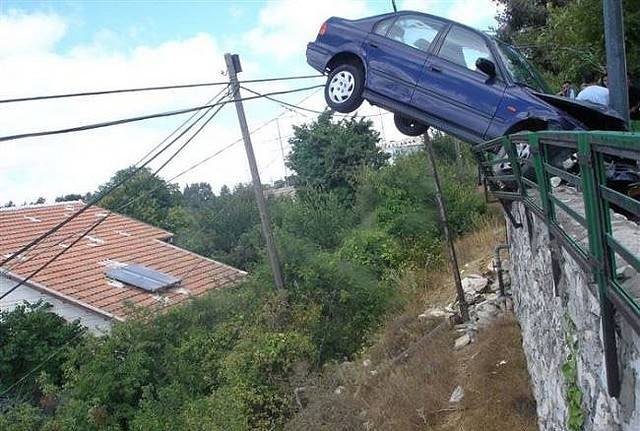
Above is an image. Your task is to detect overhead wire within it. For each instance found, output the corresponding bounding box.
[0,85,232,269]
[0,84,324,143]
[0,74,324,105]
[3,90,231,274]
[0,85,325,396]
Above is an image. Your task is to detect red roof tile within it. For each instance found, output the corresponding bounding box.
[0,202,247,320]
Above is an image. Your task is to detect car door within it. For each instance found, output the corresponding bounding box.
[363,14,445,105]
[412,25,506,139]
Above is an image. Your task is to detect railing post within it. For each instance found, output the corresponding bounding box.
[530,133,555,222]
[503,135,527,199]
[578,133,620,397]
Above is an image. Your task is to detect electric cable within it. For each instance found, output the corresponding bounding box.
[0,74,324,104]
[0,84,324,143]
[0,87,234,269]
[1,90,229,275]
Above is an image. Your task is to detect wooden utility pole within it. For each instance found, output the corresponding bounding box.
[424,133,469,321]
[225,53,285,291]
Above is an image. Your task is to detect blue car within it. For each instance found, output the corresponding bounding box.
[306,11,626,144]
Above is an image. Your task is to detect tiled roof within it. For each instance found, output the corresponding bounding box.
[0,202,246,319]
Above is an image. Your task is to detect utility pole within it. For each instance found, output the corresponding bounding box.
[603,0,630,125]
[275,118,289,184]
[424,133,469,321]
[225,53,285,291]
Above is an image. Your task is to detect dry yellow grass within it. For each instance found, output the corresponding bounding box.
[286,219,538,431]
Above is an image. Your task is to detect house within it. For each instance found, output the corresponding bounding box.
[381,137,424,162]
[0,201,246,334]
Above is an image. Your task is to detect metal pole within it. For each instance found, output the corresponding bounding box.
[275,118,289,183]
[225,53,285,291]
[603,0,630,125]
[424,133,469,321]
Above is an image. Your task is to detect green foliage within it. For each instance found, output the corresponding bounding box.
[0,301,85,399]
[0,112,489,430]
[496,0,640,85]
[99,167,185,232]
[562,315,585,431]
[273,189,357,250]
[0,403,46,431]
[339,229,401,277]
[287,111,388,200]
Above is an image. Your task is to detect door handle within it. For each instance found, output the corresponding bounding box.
[429,65,442,73]
[368,42,379,49]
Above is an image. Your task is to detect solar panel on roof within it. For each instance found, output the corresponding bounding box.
[104,264,181,292]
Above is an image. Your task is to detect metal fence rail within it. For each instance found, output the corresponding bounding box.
[473,130,640,397]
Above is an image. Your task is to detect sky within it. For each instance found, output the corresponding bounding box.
[0,0,500,205]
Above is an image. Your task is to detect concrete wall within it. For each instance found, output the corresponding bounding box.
[506,193,640,431]
[0,276,112,335]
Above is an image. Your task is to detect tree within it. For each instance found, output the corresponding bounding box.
[0,301,85,400]
[183,182,215,208]
[97,167,185,231]
[55,194,84,203]
[495,0,640,85]
[286,111,388,201]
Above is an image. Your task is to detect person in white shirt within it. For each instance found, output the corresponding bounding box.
[577,70,609,106]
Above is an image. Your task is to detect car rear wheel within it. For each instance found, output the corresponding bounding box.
[394,114,429,137]
[324,64,364,113]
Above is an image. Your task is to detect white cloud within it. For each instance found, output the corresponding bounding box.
[0,11,255,204]
[0,10,66,57]
[244,0,371,60]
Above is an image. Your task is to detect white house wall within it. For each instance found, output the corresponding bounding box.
[0,276,112,335]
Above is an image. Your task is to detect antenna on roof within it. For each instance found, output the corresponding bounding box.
[391,0,398,12]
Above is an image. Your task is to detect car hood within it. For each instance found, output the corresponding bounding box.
[532,92,627,131]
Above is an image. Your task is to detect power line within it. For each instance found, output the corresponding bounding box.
[0,74,324,105]
[0,84,324,143]
[0,89,233,269]
[134,89,230,166]
[3,89,230,274]
[0,215,109,301]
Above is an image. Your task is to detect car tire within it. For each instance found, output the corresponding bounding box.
[394,114,429,137]
[324,64,364,113]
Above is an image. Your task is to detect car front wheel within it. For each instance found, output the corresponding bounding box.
[394,114,429,137]
[324,64,364,113]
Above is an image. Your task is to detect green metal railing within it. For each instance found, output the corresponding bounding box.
[473,130,640,398]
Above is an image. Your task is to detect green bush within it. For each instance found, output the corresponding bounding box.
[339,229,402,276]
[0,301,85,400]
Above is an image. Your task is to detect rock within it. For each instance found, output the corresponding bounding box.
[484,293,500,302]
[419,308,453,319]
[487,258,497,273]
[362,359,372,368]
[550,176,562,188]
[334,386,345,395]
[454,334,472,350]
[449,385,464,403]
[617,265,638,281]
[462,275,489,294]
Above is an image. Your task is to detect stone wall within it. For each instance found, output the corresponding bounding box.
[506,194,640,431]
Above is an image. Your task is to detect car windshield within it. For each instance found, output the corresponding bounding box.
[495,41,551,94]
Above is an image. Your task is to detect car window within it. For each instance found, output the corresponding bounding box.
[373,17,395,37]
[385,15,443,52]
[439,26,494,72]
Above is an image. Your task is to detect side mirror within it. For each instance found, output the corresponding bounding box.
[476,58,496,78]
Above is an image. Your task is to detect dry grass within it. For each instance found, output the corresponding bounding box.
[286,220,537,431]
[437,316,538,431]
[286,324,457,431]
